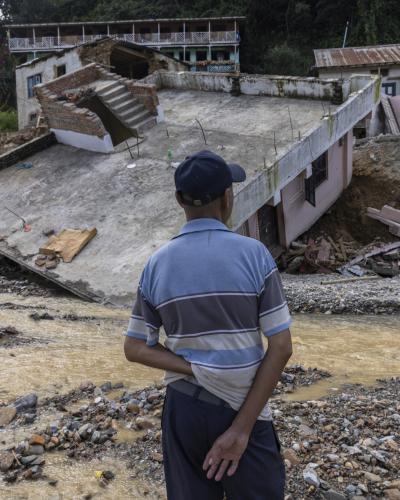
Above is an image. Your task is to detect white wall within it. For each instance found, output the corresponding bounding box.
[16,51,82,129]
[319,66,400,96]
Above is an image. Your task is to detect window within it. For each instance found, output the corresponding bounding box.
[312,152,328,187]
[56,64,66,78]
[382,82,396,96]
[304,152,328,207]
[29,112,37,124]
[27,74,42,98]
[196,50,208,61]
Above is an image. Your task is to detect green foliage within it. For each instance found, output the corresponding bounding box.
[1,0,400,75]
[262,44,311,76]
[0,108,18,132]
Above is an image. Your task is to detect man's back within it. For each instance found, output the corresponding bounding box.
[133,218,291,419]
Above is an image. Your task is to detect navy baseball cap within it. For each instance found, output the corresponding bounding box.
[174,150,246,206]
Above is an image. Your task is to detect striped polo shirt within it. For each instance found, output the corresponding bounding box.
[126,218,291,420]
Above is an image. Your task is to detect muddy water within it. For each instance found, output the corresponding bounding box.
[1,293,399,402]
[0,293,399,499]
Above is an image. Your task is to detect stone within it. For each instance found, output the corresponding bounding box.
[0,406,17,426]
[21,455,39,465]
[298,424,316,438]
[152,452,163,463]
[127,402,140,414]
[29,434,46,446]
[13,393,38,413]
[100,382,112,393]
[283,448,300,466]
[25,445,44,456]
[23,413,36,424]
[136,417,154,430]
[364,471,382,483]
[384,490,400,500]
[78,423,93,438]
[303,467,320,488]
[326,453,340,462]
[322,489,346,500]
[0,452,14,472]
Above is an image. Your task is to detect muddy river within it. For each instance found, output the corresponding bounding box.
[0,292,399,499]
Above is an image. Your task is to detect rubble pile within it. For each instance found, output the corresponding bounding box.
[0,257,63,297]
[0,128,47,155]
[281,236,400,278]
[0,367,330,485]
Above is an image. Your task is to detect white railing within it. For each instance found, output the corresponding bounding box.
[9,31,238,51]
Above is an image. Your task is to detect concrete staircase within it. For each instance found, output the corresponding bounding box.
[96,81,157,134]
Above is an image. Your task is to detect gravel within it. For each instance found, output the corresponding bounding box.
[282,274,400,314]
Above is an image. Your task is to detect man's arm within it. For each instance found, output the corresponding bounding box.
[124,337,193,376]
[203,329,292,481]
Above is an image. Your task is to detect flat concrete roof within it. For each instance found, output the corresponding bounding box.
[0,90,331,305]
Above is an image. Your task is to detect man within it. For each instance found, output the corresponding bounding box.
[124,150,292,500]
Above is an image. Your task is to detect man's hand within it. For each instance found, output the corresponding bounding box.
[202,426,249,481]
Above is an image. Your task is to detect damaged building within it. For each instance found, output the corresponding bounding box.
[15,37,188,130]
[0,69,379,305]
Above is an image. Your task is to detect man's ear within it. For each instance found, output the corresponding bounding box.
[175,191,184,208]
[222,187,233,209]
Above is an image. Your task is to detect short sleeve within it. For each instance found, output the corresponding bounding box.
[126,286,162,347]
[258,261,291,338]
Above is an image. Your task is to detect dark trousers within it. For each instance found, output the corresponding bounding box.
[162,385,285,500]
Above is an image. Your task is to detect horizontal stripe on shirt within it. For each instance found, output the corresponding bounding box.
[165,329,260,352]
[260,303,292,336]
[174,344,264,369]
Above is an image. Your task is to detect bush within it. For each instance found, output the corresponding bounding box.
[262,44,312,76]
[0,109,18,132]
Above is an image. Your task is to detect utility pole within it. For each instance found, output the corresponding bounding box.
[342,20,350,48]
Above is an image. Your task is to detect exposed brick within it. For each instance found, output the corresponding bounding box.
[0,133,56,171]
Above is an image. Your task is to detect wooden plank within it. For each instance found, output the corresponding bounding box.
[321,276,381,285]
[381,205,400,224]
[40,228,97,263]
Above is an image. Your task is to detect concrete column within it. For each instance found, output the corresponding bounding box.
[107,24,110,36]
[57,26,60,46]
[158,22,160,43]
[132,23,135,42]
[82,25,85,43]
[183,22,186,43]
[32,27,36,48]
[208,45,211,60]
[183,46,186,61]
[208,21,211,43]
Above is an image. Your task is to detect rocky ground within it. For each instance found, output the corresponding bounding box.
[282,274,400,315]
[1,376,399,499]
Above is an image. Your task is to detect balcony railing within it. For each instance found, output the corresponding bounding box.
[8,31,238,51]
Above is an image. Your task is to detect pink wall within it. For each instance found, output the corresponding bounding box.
[280,131,353,246]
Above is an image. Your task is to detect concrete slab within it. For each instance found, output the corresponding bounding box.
[0,90,335,305]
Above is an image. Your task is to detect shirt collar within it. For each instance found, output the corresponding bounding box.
[177,218,231,236]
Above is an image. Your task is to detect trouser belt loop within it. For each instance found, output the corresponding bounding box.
[193,386,202,400]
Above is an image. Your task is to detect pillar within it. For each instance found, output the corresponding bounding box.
[158,22,160,43]
[57,26,60,46]
[82,25,85,43]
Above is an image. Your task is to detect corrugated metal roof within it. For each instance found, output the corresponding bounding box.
[314,45,400,69]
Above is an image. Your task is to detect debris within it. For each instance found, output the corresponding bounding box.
[0,452,14,472]
[367,205,400,237]
[16,162,33,170]
[29,312,54,321]
[39,228,97,263]
[4,207,31,232]
[321,276,381,285]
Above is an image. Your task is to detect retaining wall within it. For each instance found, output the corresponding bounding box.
[0,132,56,171]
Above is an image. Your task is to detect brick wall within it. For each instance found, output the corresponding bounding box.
[0,132,56,171]
[122,79,159,114]
[35,62,159,137]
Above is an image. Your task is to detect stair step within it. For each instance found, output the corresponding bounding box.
[96,81,119,95]
[116,101,145,117]
[125,109,152,128]
[106,92,136,108]
[99,84,129,101]
[135,115,158,133]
